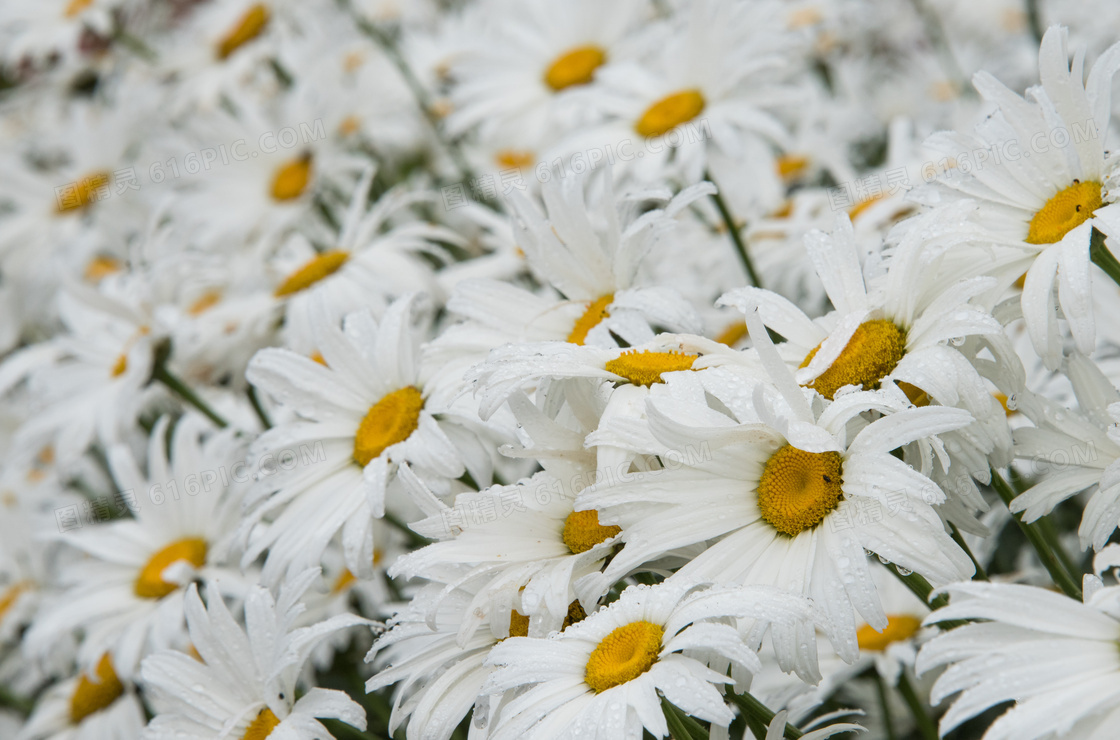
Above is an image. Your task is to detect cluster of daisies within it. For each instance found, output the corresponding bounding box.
[5,1,1120,739]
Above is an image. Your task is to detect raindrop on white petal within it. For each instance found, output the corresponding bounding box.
[877,554,890,565]
[896,566,913,576]
[1005,394,1018,410]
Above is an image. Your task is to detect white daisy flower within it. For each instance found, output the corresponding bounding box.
[242,294,478,584]
[1008,351,1120,550]
[0,277,157,466]
[722,206,1012,510]
[140,570,370,740]
[918,26,1120,368]
[16,653,146,740]
[567,0,800,203]
[24,415,248,678]
[431,171,707,398]
[577,306,975,662]
[468,332,740,420]
[390,469,621,636]
[272,166,461,350]
[916,579,1120,740]
[482,579,818,740]
[445,0,650,159]
[365,572,521,740]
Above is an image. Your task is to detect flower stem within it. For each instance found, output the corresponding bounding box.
[151,362,228,429]
[726,689,802,739]
[340,0,476,186]
[990,467,1083,600]
[873,671,898,740]
[705,173,763,288]
[1089,227,1120,289]
[248,386,272,430]
[948,522,988,581]
[896,671,938,740]
[661,697,710,740]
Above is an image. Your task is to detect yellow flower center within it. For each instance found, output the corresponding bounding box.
[562,509,621,554]
[714,320,748,347]
[188,290,222,315]
[1026,180,1103,244]
[217,3,271,60]
[134,538,208,599]
[757,445,844,537]
[856,614,923,652]
[776,153,810,180]
[242,707,281,740]
[270,154,313,202]
[64,0,94,18]
[84,255,122,282]
[849,193,885,221]
[508,609,530,638]
[495,149,535,170]
[57,171,111,214]
[563,599,587,630]
[567,294,613,345]
[69,654,123,724]
[585,621,664,693]
[800,319,906,401]
[604,350,698,387]
[897,380,929,407]
[274,251,349,297]
[544,45,606,91]
[110,354,129,378]
[635,90,705,138]
[0,581,30,622]
[331,569,356,594]
[353,386,424,467]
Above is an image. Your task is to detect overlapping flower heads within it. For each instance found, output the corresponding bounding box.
[3,2,1120,740]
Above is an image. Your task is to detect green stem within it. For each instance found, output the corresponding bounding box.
[320,718,377,740]
[1025,0,1044,45]
[1090,227,1120,288]
[661,697,710,740]
[726,690,802,739]
[152,364,228,429]
[705,173,763,288]
[248,386,272,430]
[896,672,938,740]
[948,523,988,581]
[340,0,475,186]
[873,671,898,740]
[990,467,1083,600]
[0,684,33,715]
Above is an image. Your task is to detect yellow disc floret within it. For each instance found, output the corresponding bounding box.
[353,386,424,467]
[217,3,271,60]
[135,538,208,599]
[274,251,349,297]
[604,350,698,387]
[69,654,123,724]
[65,0,95,17]
[856,614,923,652]
[800,319,906,400]
[584,621,664,693]
[1026,179,1103,245]
[0,581,30,622]
[57,171,111,214]
[757,445,844,537]
[544,46,606,91]
[567,294,614,345]
[242,707,281,740]
[508,610,530,639]
[636,90,705,138]
[270,154,313,201]
[562,509,621,554]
